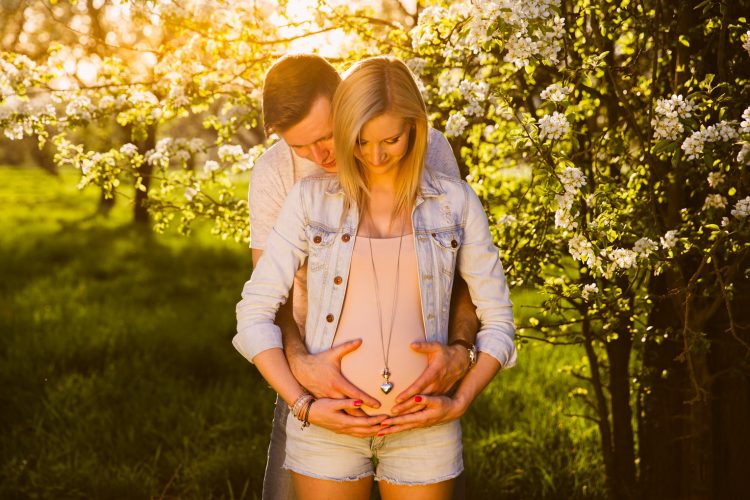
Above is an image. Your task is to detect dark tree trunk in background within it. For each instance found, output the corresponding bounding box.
[133,123,157,225]
[638,0,750,495]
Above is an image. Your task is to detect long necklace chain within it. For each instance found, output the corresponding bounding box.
[366,208,405,395]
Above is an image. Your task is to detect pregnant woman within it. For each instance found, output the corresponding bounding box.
[234,56,516,499]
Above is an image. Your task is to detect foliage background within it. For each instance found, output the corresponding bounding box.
[1,0,749,498]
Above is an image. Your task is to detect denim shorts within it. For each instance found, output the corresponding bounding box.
[283,414,463,485]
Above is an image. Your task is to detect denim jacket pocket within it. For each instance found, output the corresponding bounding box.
[305,224,337,272]
[429,228,464,277]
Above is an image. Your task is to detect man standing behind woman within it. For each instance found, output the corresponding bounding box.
[247,54,484,500]
[234,56,516,499]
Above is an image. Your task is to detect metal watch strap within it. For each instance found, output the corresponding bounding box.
[450,339,478,368]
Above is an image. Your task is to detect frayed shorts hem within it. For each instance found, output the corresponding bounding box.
[376,465,464,486]
[283,464,375,483]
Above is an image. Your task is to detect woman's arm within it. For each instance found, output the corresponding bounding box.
[235,182,387,435]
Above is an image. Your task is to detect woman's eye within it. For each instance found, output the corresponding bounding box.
[386,137,400,144]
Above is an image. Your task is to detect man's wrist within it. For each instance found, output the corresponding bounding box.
[449,339,477,373]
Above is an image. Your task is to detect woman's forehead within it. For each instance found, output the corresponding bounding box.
[359,112,408,141]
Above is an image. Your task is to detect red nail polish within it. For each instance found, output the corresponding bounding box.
[414,396,423,403]
[353,400,362,407]
[377,432,384,437]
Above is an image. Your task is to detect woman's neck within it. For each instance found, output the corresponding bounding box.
[365,166,398,195]
[362,168,411,238]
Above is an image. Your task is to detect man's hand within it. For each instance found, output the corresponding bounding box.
[288,339,381,409]
[376,395,465,436]
[307,398,388,437]
[392,342,469,412]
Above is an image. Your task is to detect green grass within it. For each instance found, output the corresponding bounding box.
[0,166,604,499]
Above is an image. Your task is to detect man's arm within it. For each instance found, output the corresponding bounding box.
[252,248,380,408]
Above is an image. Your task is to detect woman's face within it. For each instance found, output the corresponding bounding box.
[354,112,411,176]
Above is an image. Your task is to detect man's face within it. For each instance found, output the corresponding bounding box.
[279,96,337,172]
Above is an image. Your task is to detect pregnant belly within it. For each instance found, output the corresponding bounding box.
[336,330,427,416]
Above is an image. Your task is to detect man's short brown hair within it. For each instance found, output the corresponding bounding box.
[262,54,341,135]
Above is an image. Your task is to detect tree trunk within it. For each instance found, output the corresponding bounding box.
[133,123,157,224]
[606,282,637,499]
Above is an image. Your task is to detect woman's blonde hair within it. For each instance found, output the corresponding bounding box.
[332,56,428,218]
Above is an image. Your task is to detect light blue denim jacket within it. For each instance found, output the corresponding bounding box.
[234,169,517,368]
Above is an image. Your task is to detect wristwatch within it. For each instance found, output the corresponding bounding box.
[450,339,477,369]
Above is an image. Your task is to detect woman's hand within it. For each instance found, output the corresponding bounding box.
[307,398,389,437]
[375,395,466,436]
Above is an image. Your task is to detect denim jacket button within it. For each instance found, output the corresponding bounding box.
[341,233,351,242]
[326,314,334,322]
[333,276,343,285]
[313,235,322,244]
[451,239,458,248]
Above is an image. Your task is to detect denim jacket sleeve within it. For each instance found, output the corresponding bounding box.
[457,183,517,370]
[233,181,308,363]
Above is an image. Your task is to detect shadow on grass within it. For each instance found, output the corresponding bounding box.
[0,222,269,499]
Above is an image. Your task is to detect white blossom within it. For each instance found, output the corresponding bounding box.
[581,283,599,302]
[568,234,597,266]
[540,83,571,102]
[743,30,750,57]
[445,112,469,138]
[559,166,587,193]
[98,95,115,109]
[741,106,750,133]
[651,94,695,141]
[157,138,175,152]
[738,144,750,164]
[608,248,638,270]
[504,33,538,67]
[497,214,517,226]
[218,144,244,161]
[634,237,658,258]
[702,194,727,211]
[65,95,93,121]
[707,171,724,188]
[555,207,578,231]
[120,143,138,157]
[458,80,489,117]
[538,111,569,140]
[660,230,678,249]
[184,186,199,201]
[203,160,220,173]
[3,122,23,140]
[731,196,750,219]
[406,57,427,76]
[681,121,739,160]
[188,138,205,153]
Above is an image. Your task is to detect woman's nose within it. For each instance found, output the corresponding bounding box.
[368,145,386,165]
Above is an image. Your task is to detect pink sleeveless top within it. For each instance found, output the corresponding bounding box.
[334,234,428,416]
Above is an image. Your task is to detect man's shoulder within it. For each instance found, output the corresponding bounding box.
[251,139,294,180]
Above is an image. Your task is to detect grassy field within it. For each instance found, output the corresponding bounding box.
[0,166,604,499]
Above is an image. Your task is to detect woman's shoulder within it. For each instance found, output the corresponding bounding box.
[422,169,470,193]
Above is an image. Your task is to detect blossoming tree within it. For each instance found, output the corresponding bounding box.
[2,0,749,498]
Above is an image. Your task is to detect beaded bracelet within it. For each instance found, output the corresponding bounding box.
[301,399,315,430]
[290,391,313,421]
